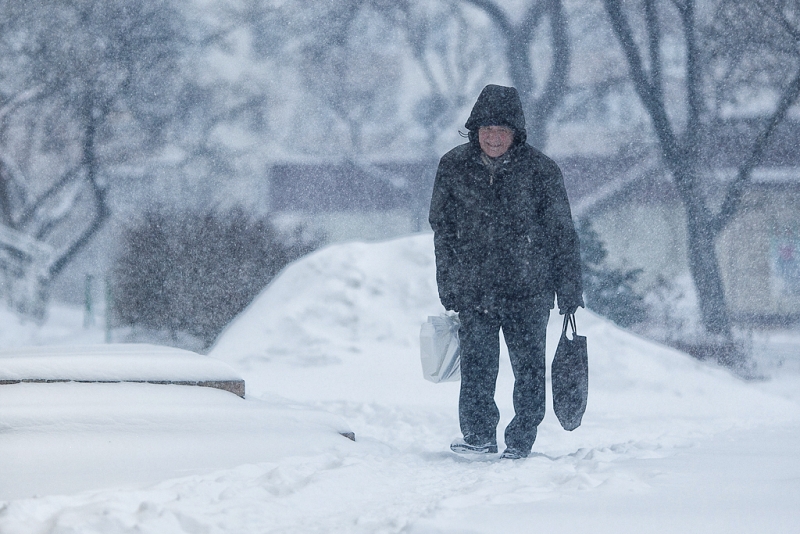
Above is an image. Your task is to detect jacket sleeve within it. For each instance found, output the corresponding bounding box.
[542,160,584,312]
[428,158,459,311]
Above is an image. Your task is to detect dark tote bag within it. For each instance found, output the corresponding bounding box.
[551,313,588,431]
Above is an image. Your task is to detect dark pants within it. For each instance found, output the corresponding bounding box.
[458,304,549,453]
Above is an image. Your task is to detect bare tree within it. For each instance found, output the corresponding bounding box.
[462,0,570,148]
[396,0,503,157]
[0,0,185,315]
[269,0,409,158]
[602,0,800,362]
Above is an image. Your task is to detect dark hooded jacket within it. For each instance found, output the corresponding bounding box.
[429,85,583,312]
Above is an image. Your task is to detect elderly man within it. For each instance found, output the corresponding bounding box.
[429,84,583,459]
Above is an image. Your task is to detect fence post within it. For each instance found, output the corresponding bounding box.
[84,274,94,328]
[105,277,114,343]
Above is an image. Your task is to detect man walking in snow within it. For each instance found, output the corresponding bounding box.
[429,84,583,459]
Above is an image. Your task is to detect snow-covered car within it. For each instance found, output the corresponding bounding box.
[0,343,245,396]
[0,343,353,501]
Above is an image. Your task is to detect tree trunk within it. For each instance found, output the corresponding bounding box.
[673,166,744,367]
[685,211,730,337]
[526,0,570,150]
[684,219,748,367]
[670,154,734,331]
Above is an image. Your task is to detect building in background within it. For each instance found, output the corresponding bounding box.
[268,159,437,244]
[561,120,800,326]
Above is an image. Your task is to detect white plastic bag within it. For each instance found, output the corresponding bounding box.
[419,312,461,383]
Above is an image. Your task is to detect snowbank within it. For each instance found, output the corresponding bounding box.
[0,382,353,501]
[1,233,799,533]
[211,233,799,446]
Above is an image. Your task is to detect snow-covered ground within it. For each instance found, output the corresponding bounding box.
[1,233,800,533]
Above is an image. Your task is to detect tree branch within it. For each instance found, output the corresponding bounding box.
[711,64,800,234]
[33,181,83,240]
[533,0,570,125]
[519,0,549,42]
[0,85,45,124]
[16,166,82,229]
[758,0,800,44]
[47,106,110,278]
[644,0,663,103]
[670,0,688,15]
[462,0,513,36]
[681,0,702,153]
[47,179,110,278]
[464,0,534,100]
[602,0,681,163]
[0,163,15,227]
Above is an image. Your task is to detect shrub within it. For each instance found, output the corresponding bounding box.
[578,217,647,327]
[111,208,320,347]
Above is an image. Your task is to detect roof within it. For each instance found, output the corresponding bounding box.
[268,119,800,217]
[269,160,437,213]
[698,119,800,168]
[558,120,800,217]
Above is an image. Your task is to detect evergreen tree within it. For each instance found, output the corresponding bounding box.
[578,217,646,327]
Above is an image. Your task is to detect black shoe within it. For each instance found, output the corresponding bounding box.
[450,436,498,455]
[500,447,528,460]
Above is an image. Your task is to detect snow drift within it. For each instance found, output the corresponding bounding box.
[1,233,798,533]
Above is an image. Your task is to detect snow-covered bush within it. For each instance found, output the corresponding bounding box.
[110,208,320,347]
[637,273,703,344]
[578,217,647,327]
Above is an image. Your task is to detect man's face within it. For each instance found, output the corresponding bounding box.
[478,125,514,158]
